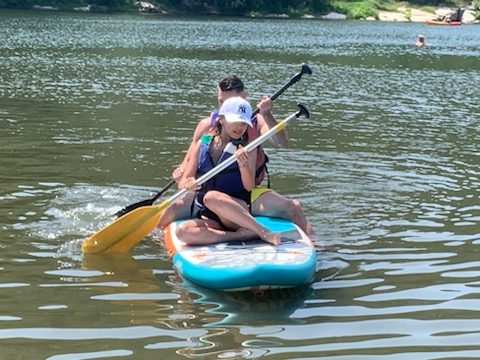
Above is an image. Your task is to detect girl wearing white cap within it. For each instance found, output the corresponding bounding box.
[157,74,311,237]
[176,96,281,246]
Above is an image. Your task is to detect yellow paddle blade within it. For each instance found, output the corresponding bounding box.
[82,199,171,254]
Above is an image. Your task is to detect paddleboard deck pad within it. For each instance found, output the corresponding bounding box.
[164,216,316,291]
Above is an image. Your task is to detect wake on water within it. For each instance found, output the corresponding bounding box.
[7,182,163,259]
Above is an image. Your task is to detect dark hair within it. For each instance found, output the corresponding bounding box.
[218,75,244,92]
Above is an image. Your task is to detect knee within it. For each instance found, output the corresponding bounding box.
[203,190,225,209]
[285,198,303,217]
[157,196,189,228]
[291,199,301,209]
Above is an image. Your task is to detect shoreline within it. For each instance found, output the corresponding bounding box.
[375,7,478,23]
[3,5,478,24]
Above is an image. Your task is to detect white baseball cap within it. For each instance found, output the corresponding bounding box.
[218,96,253,127]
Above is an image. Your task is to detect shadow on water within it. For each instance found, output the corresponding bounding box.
[82,252,314,328]
[180,281,313,327]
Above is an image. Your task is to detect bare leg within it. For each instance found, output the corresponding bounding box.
[156,191,195,229]
[203,191,281,245]
[176,218,257,246]
[251,190,312,236]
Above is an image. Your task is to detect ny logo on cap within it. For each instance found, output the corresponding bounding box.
[238,104,246,114]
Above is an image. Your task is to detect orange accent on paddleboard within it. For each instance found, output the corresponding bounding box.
[288,250,304,255]
[192,252,207,260]
[164,224,177,257]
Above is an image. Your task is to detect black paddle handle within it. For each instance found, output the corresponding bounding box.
[151,178,175,202]
[115,178,176,218]
[251,63,312,117]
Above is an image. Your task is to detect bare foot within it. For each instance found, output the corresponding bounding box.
[262,231,281,246]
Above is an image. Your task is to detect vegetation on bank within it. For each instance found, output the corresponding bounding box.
[0,0,131,11]
[0,0,478,20]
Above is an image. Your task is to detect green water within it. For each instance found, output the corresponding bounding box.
[1,9,480,359]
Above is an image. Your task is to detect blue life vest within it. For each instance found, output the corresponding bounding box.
[195,137,251,209]
[209,110,269,186]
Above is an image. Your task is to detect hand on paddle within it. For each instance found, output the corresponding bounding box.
[236,145,256,191]
[179,146,251,191]
[172,164,185,183]
[256,96,273,116]
[235,145,250,168]
[180,177,198,192]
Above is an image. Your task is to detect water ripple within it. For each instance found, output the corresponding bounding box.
[0,326,204,341]
[2,11,480,359]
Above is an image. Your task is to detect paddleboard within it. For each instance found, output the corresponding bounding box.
[164,216,316,291]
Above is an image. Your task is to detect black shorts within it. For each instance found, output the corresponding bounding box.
[190,198,251,231]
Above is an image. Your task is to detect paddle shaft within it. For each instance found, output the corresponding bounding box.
[114,179,176,218]
[150,179,175,203]
[251,63,311,118]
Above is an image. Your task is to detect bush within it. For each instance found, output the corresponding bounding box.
[333,0,378,19]
[474,0,480,20]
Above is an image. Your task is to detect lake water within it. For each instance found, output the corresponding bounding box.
[1,9,480,359]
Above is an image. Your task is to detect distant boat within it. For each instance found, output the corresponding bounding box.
[426,19,462,25]
[427,8,464,26]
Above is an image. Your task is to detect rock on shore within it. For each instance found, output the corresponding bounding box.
[321,6,477,23]
[378,7,477,23]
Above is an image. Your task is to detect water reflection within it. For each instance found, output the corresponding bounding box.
[81,252,313,326]
[80,254,177,324]
[78,252,316,359]
[2,9,480,359]
[184,281,311,326]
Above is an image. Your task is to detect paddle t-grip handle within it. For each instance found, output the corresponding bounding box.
[251,63,312,117]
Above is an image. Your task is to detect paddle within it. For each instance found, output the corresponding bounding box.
[113,63,312,219]
[82,104,310,254]
[114,179,175,218]
[264,63,312,104]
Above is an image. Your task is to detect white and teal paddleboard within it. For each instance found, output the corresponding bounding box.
[164,216,316,291]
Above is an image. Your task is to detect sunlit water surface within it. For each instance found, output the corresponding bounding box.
[1,9,480,359]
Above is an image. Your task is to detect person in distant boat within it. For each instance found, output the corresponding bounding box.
[434,8,463,23]
[157,75,311,235]
[448,8,464,22]
[415,34,425,49]
[176,96,282,246]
